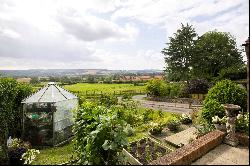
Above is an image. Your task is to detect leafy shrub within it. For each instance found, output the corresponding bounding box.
[236,112,249,134]
[121,93,132,101]
[201,79,247,124]
[149,123,163,135]
[168,83,185,98]
[98,94,118,107]
[146,79,186,98]
[204,79,247,111]
[180,113,192,124]
[201,99,225,124]
[145,79,167,97]
[73,102,128,165]
[142,109,154,122]
[185,79,210,94]
[166,120,181,131]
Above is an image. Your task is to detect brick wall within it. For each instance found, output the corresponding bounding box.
[149,130,226,165]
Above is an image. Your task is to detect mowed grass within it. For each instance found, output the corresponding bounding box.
[64,83,146,94]
[32,142,75,165]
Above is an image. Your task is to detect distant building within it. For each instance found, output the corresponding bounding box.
[120,75,153,82]
[16,77,31,83]
[153,75,164,80]
[138,76,151,81]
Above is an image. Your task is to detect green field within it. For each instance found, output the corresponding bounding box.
[63,83,146,95]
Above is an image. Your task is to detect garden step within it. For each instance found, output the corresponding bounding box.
[165,127,197,146]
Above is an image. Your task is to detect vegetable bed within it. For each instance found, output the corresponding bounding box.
[123,137,172,165]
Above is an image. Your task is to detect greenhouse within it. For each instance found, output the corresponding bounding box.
[21,82,78,146]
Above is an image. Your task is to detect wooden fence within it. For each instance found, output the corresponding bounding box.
[69,90,146,98]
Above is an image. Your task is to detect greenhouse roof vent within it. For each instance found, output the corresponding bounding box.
[22,82,78,103]
[48,82,56,85]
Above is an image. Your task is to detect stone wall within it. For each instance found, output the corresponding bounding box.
[149,130,226,165]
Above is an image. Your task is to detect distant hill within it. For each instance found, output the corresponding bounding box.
[0,69,163,77]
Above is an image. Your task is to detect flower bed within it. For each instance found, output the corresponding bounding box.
[123,137,172,165]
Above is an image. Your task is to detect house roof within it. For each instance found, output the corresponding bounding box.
[22,82,77,103]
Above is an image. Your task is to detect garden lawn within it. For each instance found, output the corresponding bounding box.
[64,83,145,94]
[32,143,75,165]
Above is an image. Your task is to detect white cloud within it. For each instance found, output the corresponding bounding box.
[56,11,138,42]
[0,0,248,70]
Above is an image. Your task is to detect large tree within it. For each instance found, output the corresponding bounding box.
[191,31,244,80]
[162,23,197,81]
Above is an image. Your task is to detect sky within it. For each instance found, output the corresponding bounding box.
[0,0,249,70]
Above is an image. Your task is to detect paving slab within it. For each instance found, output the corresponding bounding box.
[165,127,197,146]
[192,144,249,165]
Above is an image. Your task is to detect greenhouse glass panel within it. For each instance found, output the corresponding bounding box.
[22,82,78,146]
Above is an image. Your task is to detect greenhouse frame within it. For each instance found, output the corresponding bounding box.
[21,82,78,146]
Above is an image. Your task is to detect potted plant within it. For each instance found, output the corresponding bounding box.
[212,116,227,131]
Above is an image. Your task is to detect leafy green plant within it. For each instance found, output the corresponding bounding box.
[201,99,225,124]
[121,93,132,101]
[180,113,192,124]
[195,123,215,138]
[124,124,135,136]
[145,79,167,97]
[236,112,249,134]
[21,149,40,165]
[0,78,32,163]
[203,79,247,112]
[73,102,128,165]
[166,120,181,131]
[98,94,118,107]
[7,138,32,165]
[142,109,154,122]
[149,123,163,135]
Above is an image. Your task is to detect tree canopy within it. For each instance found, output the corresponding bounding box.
[192,31,243,80]
[162,24,244,81]
[162,23,197,81]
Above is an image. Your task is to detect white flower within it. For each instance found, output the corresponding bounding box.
[212,116,220,124]
[237,114,243,120]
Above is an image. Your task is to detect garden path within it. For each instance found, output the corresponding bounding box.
[165,127,197,146]
[192,144,249,165]
[132,95,194,114]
